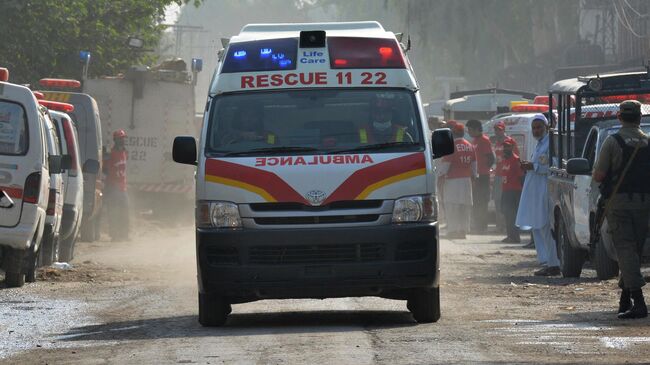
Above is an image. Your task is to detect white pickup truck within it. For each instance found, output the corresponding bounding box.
[547,71,650,279]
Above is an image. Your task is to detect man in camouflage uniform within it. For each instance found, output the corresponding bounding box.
[593,100,650,319]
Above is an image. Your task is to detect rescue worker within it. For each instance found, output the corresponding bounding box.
[466,119,495,234]
[515,115,559,276]
[223,106,276,145]
[105,129,130,241]
[359,97,413,144]
[500,139,523,243]
[491,121,519,233]
[438,122,477,239]
[593,100,650,319]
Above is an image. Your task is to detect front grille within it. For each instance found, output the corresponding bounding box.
[395,241,429,261]
[249,200,383,212]
[249,243,385,265]
[254,215,379,225]
[205,246,239,266]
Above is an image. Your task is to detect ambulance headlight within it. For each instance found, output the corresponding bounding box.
[392,194,437,223]
[197,201,242,228]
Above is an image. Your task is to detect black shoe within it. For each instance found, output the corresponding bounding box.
[523,241,535,249]
[619,289,632,314]
[534,267,549,276]
[619,290,648,319]
[535,266,560,276]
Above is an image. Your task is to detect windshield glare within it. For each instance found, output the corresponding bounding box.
[206,89,423,156]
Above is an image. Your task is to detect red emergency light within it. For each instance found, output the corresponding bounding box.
[599,94,650,103]
[533,96,549,105]
[39,78,81,89]
[0,67,8,82]
[511,104,549,113]
[33,91,45,100]
[328,37,406,69]
[38,100,75,113]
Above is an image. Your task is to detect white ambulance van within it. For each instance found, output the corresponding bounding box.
[173,22,454,326]
[0,70,52,287]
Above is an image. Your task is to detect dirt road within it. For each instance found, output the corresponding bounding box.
[2,222,650,364]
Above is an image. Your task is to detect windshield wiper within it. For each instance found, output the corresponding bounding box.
[223,146,319,157]
[331,142,420,154]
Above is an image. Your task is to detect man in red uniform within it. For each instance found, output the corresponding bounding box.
[466,119,495,234]
[500,139,524,243]
[438,123,477,239]
[105,129,129,241]
[491,121,519,232]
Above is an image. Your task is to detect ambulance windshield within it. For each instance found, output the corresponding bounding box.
[205,89,424,156]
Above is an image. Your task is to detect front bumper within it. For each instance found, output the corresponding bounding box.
[196,223,439,302]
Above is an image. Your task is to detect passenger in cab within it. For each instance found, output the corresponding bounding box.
[359,97,413,144]
[516,116,559,276]
[466,119,494,234]
[437,122,477,239]
[222,106,277,145]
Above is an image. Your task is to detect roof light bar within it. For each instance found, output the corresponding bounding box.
[38,100,75,113]
[33,91,45,100]
[39,78,81,89]
[328,37,405,69]
[0,67,8,82]
[511,104,549,113]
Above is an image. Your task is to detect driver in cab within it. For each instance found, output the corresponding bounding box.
[358,97,413,144]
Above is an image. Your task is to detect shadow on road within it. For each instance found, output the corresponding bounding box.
[55,310,418,342]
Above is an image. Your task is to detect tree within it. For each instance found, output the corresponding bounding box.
[0,0,199,85]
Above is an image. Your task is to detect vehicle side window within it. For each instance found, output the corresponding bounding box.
[0,100,28,155]
[582,129,597,168]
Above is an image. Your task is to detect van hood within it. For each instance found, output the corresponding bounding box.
[202,152,427,205]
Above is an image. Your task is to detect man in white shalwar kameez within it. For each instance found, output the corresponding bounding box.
[516,115,560,276]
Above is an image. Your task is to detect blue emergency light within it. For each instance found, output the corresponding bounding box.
[222,38,298,73]
[191,58,203,72]
[79,50,91,62]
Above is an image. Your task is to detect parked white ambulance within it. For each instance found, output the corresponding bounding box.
[173,22,454,326]
[0,69,51,287]
[48,107,84,262]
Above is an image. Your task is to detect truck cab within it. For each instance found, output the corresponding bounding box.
[548,71,650,279]
[173,22,454,326]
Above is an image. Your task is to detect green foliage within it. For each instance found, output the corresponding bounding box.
[0,0,199,85]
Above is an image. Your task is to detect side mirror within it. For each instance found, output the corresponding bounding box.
[48,155,63,174]
[431,128,454,159]
[61,154,73,170]
[567,158,591,176]
[83,159,100,174]
[173,136,197,166]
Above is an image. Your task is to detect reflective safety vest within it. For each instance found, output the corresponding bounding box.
[266,132,276,145]
[358,125,406,144]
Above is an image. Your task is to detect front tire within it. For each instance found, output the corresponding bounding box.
[557,218,585,278]
[80,215,98,243]
[39,226,57,266]
[198,292,231,327]
[58,234,76,263]
[4,248,25,287]
[407,287,441,323]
